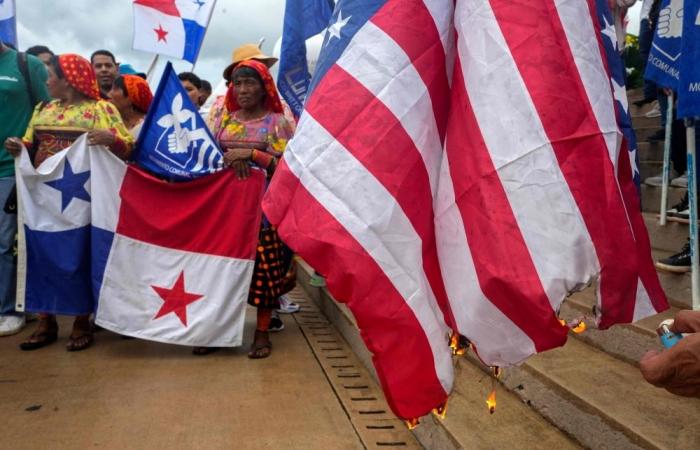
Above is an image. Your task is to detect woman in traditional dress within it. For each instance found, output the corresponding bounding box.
[108,74,153,138]
[3,54,133,351]
[208,59,295,358]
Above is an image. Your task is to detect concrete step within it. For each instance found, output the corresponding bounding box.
[635,127,664,141]
[629,100,658,117]
[492,337,700,450]
[295,261,582,450]
[639,160,662,182]
[627,88,644,101]
[298,261,700,450]
[644,212,688,253]
[637,140,665,163]
[632,115,662,130]
[640,184,685,214]
[653,248,692,309]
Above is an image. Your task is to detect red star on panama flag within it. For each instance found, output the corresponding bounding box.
[154,24,169,42]
[152,271,204,327]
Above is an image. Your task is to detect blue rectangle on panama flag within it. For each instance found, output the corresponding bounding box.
[678,0,700,119]
[644,0,684,91]
[134,61,222,181]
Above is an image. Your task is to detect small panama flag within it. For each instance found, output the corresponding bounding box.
[0,0,17,48]
[132,0,217,64]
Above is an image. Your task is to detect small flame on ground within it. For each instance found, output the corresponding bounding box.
[432,401,448,420]
[486,389,497,414]
[559,318,588,334]
[405,418,420,430]
[572,321,587,333]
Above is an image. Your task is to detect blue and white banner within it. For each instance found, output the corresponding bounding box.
[134,61,222,181]
[678,0,700,118]
[278,0,334,117]
[0,0,17,48]
[644,0,684,90]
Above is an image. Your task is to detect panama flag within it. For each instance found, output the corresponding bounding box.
[15,135,93,315]
[0,0,17,48]
[16,135,266,346]
[132,0,216,63]
[92,146,265,347]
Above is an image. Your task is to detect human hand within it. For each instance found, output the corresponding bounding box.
[223,148,253,166]
[639,310,700,397]
[87,129,116,146]
[230,160,250,180]
[3,138,23,157]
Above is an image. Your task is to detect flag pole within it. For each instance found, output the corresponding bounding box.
[687,117,699,311]
[146,54,160,82]
[659,92,674,226]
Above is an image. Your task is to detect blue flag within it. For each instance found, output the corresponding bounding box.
[678,0,700,119]
[134,62,222,181]
[645,0,684,90]
[278,0,334,117]
[0,0,17,47]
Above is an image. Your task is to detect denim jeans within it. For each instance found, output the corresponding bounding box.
[0,177,18,315]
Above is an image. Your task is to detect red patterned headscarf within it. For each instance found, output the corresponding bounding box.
[225,59,283,114]
[122,75,153,113]
[57,54,101,100]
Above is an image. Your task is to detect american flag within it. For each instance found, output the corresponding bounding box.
[264,0,668,420]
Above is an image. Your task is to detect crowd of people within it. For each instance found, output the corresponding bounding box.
[633,0,700,273]
[0,41,300,359]
[1,0,699,401]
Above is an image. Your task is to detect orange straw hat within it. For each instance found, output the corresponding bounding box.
[222,43,278,81]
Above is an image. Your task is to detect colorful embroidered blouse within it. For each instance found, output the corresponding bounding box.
[214,109,295,177]
[22,99,134,166]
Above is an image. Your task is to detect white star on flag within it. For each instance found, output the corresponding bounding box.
[601,15,618,51]
[629,147,639,177]
[328,10,351,41]
[611,77,629,115]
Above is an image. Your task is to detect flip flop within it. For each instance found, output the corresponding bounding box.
[66,333,94,352]
[248,342,272,359]
[19,329,58,351]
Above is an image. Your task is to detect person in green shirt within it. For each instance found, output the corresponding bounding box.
[0,42,50,336]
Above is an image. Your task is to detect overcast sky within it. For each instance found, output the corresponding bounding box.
[15,0,642,86]
[16,0,286,86]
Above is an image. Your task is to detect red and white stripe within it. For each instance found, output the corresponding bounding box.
[264,0,455,419]
[436,0,668,366]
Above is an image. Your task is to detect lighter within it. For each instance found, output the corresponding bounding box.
[657,319,684,349]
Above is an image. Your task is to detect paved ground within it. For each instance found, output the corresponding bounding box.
[0,308,366,450]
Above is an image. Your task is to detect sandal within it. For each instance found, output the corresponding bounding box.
[248,330,272,359]
[66,316,94,352]
[66,333,94,352]
[19,326,58,351]
[192,346,219,356]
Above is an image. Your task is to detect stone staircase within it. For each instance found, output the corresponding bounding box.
[294,87,700,449]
